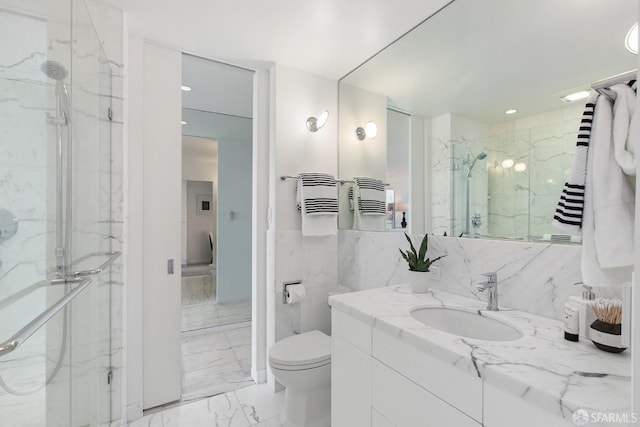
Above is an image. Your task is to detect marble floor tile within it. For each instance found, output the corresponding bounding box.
[234,383,285,425]
[130,381,285,427]
[181,325,254,402]
[181,275,215,306]
[181,301,251,332]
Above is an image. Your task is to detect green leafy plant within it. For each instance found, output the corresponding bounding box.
[399,233,446,272]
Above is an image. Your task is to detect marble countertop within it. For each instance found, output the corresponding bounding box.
[328,285,631,423]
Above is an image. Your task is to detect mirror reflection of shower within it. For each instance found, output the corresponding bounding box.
[463,151,486,236]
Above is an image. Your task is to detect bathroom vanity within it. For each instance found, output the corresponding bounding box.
[329,286,631,427]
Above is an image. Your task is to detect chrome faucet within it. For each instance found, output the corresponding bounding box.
[476,272,499,311]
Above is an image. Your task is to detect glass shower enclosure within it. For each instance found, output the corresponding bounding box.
[0,0,120,425]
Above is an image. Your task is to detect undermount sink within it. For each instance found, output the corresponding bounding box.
[410,306,523,341]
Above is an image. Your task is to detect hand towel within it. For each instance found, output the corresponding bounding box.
[552,92,598,232]
[611,81,637,176]
[296,173,337,236]
[591,87,635,269]
[581,96,633,286]
[352,177,385,231]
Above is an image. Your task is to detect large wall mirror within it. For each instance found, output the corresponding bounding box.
[338,0,637,242]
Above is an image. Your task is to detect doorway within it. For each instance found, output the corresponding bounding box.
[179,54,254,401]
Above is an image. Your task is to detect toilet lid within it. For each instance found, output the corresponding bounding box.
[269,330,331,367]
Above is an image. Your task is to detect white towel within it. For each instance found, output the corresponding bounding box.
[296,173,337,236]
[352,177,385,231]
[611,82,637,176]
[592,87,636,269]
[581,96,634,286]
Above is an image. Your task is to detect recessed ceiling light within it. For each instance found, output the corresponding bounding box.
[626,22,638,54]
[181,120,187,125]
[181,85,192,91]
[560,91,590,103]
[505,109,517,115]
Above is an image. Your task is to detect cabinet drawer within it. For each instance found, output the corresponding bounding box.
[372,328,482,422]
[332,309,371,354]
[372,360,480,427]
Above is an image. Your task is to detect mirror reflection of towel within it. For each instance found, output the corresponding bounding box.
[352,177,385,231]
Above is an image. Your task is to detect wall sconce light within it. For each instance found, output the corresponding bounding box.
[356,121,378,140]
[306,110,329,132]
[626,22,638,54]
[501,158,514,169]
[514,162,527,172]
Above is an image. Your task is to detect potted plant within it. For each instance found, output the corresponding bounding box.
[399,232,446,293]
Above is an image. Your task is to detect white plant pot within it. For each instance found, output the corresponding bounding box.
[407,270,430,293]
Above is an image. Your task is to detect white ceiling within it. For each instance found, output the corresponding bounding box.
[99,0,452,79]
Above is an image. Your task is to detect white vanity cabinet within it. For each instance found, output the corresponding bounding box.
[332,309,481,427]
[331,309,373,427]
[330,288,626,427]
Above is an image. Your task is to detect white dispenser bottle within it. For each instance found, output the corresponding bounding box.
[570,282,596,340]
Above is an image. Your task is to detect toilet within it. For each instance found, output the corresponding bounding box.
[269,330,331,427]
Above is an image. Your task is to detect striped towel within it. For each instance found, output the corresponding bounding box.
[354,177,385,215]
[296,173,338,215]
[552,92,599,232]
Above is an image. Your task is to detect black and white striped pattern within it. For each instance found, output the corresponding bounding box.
[297,173,338,215]
[552,92,599,231]
[354,177,385,215]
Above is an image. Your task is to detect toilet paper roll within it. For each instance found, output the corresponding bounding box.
[285,284,306,304]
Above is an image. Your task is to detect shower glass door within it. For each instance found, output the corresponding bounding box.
[0,0,115,425]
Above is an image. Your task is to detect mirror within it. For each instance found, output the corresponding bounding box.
[338,0,637,241]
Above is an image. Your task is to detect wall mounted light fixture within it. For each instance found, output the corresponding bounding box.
[626,22,638,54]
[356,121,378,140]
[501,158,514,169]
[306,110,329,132]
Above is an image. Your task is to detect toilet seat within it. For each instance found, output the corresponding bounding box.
[269,330,331,371]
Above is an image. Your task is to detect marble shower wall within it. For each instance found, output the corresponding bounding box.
[339,230,620,321]
[0,1,123,425]
[486,116,581,239]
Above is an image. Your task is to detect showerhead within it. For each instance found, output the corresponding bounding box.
[41,61,70,122]
[41,60,68,80]
[466,152,487,178]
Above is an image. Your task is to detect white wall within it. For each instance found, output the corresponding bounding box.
[268,64,339,390]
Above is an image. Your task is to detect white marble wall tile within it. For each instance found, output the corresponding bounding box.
[339,231,619,321]
[274,231,338,343]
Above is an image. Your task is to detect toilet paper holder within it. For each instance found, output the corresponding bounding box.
[283,280,303,304]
